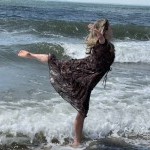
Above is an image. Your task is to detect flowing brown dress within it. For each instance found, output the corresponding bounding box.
[48,40,115,117]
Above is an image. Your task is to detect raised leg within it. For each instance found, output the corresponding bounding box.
[18,50,49,63]
[72,112,85,147]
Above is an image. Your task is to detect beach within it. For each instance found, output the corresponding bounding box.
[0,1,150,149]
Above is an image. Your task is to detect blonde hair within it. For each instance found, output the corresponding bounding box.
[85,19,109,53]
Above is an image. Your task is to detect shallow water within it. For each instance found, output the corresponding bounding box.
[0,1,150,149]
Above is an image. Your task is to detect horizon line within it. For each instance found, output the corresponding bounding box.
[48,0,150,7]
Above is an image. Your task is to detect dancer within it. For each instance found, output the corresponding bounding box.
[18,19,115,147]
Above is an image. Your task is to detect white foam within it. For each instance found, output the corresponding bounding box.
[0,97,76,144]
[1,28,150,64]
[115,40,150,63]
[0,73,150,144]
[62,40,150,63]
[1,31,150,146]
[0,30,63,46]
[0,31,39,46]
[62,42,86,59]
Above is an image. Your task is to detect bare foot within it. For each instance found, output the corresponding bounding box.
[18,50,31,58]
[69,142,81,148]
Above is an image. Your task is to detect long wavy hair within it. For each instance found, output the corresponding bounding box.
[85,19,109,53]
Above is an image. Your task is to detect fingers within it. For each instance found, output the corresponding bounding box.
[93,29,103,38]
[93,29,100,34]
[88,24,94,30]
[88,24,105,42]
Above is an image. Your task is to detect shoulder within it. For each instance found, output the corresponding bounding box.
[109,42,115,49]
[107,41,115,53]
[90,40,108,56]
[94,39,108,49]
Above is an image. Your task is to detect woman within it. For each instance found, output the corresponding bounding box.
[18,19,115,147]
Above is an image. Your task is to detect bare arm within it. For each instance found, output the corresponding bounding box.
[18,50,49,63]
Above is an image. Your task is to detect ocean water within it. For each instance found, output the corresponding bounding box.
[0,1,150,149]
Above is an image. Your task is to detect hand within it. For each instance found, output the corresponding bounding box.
[88,23,105,44]
[88,24,94,31]
[94,29,105,44]
[18,50,31,58]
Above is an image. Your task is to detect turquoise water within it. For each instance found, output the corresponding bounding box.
[0,1,150,149]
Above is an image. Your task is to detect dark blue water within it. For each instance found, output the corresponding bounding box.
[0,1,150,150]
[0,1,150,26]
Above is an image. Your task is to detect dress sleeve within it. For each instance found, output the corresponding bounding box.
[91,40,108,59]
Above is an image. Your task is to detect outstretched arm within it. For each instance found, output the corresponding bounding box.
[18,50,49,63]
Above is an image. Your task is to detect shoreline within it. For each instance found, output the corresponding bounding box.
[0,136,149,150]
